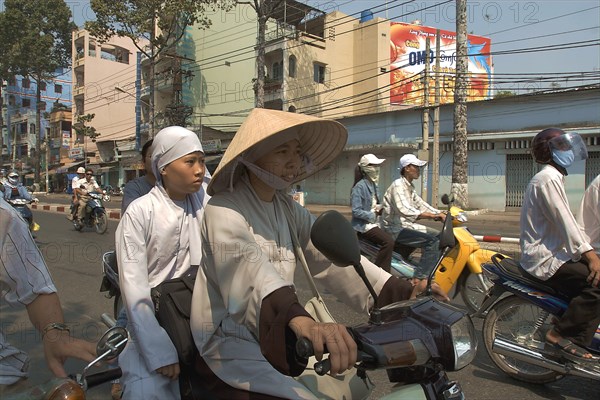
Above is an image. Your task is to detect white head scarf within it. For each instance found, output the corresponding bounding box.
[151,126,205,187]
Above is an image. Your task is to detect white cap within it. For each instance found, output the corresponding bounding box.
[400,154,427,168]
[358,154,385,167]
[77,167,86,174]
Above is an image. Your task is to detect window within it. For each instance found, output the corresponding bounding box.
[313,63,327,84]
[38,101,46,111]
[39,82,47,91]
[272,62,282,80]
[22,98,31,107]
[289,55,297,78]
[22,78,30,88]
[55,84,62,93]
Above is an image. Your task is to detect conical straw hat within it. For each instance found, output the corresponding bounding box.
[208,108,347,195]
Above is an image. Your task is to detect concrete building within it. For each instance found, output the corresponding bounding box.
[303,87,600,211]
[1,69,72,185]
[71,29,143,186]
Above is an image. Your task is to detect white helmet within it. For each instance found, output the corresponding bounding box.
[77,167,86,174]
[8,171,19,185]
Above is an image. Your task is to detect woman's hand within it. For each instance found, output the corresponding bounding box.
[156,363,180,380]
[289,316,357,375]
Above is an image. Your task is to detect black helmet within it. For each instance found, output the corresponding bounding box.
[531,128,565,164]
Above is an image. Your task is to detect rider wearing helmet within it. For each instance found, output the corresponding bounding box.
[521,128,600,362]
[2,171,34,201]
[75,169,101,223]
[69,167,87,220]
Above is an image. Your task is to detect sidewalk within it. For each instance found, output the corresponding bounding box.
[31,192,520,227]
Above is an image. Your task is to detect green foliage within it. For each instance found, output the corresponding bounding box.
[494,90,516,99]
[74,113,100,142]
[86,0,235,59]
[0,0,76,79]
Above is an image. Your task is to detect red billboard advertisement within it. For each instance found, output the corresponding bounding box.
[390,22,492,105]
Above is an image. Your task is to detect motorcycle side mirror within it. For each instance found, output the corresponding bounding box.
[310,210,360,267]
[96,326,128,359]
[441,194,450,205]
[311,211,380,320]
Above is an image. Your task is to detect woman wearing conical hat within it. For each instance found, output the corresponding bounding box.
[190,109,445,399]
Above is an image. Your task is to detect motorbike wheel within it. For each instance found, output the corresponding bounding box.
[95,213,108,234]
[459,270,494,314]
[483,295,564,383]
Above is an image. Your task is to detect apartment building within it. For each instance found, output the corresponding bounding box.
[1,70,72,183]
[71,29,143,186]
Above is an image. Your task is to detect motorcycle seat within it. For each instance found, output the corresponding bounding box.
[103,251,119,277]
[492,255,559,296]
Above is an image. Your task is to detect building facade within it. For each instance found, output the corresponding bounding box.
[1,69,72,185]
[71,29,143,186]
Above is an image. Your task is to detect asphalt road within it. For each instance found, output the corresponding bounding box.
[2,210,598,399]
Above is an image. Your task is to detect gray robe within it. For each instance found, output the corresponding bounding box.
[191,176,392,399]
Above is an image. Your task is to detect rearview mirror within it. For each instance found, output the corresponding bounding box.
[310,210,361,267]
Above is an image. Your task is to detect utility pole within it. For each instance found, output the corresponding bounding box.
[452,0,469,208]
[421,38,430,202]
[432,29,441,206]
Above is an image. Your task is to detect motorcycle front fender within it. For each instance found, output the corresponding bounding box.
[466,248,507,274]
[379,384,427,400]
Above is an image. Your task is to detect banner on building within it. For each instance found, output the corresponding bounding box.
[201,139,222,154]
[69,147,84,160]
[389,22,492,106]
[62,131,71,148]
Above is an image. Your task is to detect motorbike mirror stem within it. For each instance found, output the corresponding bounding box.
[352,262,382,324]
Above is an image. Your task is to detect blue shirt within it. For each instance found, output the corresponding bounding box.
[350,178,381,233]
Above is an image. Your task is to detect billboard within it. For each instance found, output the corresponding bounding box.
[390,22,492,106]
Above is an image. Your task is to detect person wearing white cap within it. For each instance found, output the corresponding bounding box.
[382,153,446,293]
[190,109,444,399]
[350,154,394,272]
[115,126,209,399]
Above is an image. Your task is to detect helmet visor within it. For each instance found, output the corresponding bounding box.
[548,132,588,162]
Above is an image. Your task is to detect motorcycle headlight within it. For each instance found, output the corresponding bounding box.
[450,315,478,370]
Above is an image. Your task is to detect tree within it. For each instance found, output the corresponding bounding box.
[452,0,469,208]
[86,0,234,136]
[73,113,100,166]
[241,1,286,108]
[0,0,76,183]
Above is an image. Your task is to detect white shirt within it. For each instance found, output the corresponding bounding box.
[0,198,56,384]
[121,176,154,214]
[382,176,441,235]
[577,174,600,253]
[71,175,82,192]
[191,176,391,399]
[520,165,593,280]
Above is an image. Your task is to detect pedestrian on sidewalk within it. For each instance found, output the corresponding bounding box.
[351,154,394,273]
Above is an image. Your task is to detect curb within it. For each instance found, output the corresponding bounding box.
[31,203,123,220]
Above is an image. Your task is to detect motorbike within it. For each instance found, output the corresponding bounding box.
[6,198,40,233]
[4,314,128,400]
[359,195,500,313]
[296,204,478,399]
[73,192,108,234]
[477,253,600,384]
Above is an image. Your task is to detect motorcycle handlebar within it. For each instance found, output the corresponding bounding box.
[83,367,122,389]
[296,334,366,376]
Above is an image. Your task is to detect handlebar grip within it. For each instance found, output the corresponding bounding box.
[295,338,332,376]
[85,368,122,388]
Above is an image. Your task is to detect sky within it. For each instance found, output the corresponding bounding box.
[2,0,598,92]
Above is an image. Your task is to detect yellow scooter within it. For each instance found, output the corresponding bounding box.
[360,194,503,313]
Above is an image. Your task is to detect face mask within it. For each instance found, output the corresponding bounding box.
[361,166,380,183]
[552,149,575,168]
[240,159,292,190]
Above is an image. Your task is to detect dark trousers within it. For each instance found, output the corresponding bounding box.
[544,261,600,346]
[394,228,441,279]
[358,227,394,273]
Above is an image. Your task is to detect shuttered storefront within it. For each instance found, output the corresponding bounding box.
[505,154,538,207]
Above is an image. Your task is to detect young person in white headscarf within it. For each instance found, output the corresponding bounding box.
[115,126,209,399]
[190,109,446,399]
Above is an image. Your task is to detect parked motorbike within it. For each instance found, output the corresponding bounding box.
[6,198,40,233]
[297,207,477,399]
[477,253,600,384]
[360,195,499,313]
[73,192,108,234]
[4,314,128,400]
